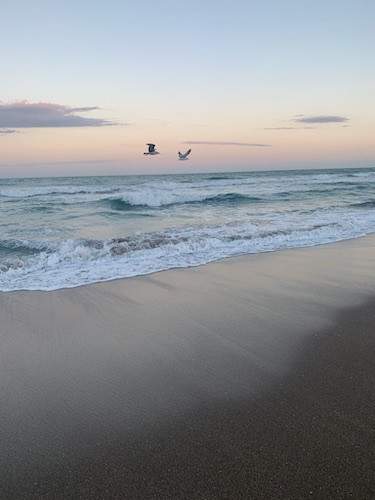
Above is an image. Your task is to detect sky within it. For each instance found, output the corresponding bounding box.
[0,0,374,177]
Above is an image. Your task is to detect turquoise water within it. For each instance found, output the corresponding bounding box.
[1,167,375,290]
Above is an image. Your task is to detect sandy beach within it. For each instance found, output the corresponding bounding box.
[1,236,375,499]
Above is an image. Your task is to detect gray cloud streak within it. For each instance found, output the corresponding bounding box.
[0,101,114,128]
[264,126,316,130]
[0,129,17,134]
[182,141,271,147]
[294,115,349,124]
[264,127,296,130]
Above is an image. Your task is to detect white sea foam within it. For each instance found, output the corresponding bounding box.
[1,207,375,291]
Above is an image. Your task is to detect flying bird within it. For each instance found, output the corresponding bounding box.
[178,148,192,160]
[144,143,159,155]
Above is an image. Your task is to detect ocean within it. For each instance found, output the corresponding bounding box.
[1,167,375,291]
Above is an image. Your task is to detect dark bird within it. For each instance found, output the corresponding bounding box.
[144,143,160,155]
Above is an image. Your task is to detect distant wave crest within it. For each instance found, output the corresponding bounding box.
[349,200,375,208]
[0,187,120,199]
[101,192,262,210]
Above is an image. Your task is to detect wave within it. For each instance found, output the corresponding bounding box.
[97,210,154,218]
[349,200,375,208]
[1,215,372,291]
[207,175,232,180]
[2,172,374,211]
[28,205,58,213]
[194,192,261,205]
[275,185,371,198]
[103,198,139,211]
[328,181,370,187]
[100,192,262,210]
[96,182,375,212]
[0,239,50,256]
[0,187,120,199]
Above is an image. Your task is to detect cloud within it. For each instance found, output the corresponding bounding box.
[265,114,349,130]
[293,115,349,124]
[264,127,295,130]
[182,141,271,147]
[0,101,115,128]
[264,126,316,130]
[0,128,17,134]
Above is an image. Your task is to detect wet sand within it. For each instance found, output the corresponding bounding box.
[1,236,375,498]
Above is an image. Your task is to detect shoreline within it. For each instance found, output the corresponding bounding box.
[1,234,375,497]
[2,231,374,293]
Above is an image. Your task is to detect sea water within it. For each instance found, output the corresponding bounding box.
[1,167,375,291]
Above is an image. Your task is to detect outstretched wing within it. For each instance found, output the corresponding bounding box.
[147,143,156,153]
[178,149,192,160]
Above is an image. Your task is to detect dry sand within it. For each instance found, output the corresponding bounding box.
[1,236,375,498]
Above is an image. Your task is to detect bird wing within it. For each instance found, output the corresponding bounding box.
[147,143,156,153]
[178,149,191,159]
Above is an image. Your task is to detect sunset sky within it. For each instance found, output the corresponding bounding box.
[1,0,374,177]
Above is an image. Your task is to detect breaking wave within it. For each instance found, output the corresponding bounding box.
[0,215,373,291]
[101,192,262,210]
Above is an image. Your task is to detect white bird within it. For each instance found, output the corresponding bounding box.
[178,148,192,160]
[144,143,160,155]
